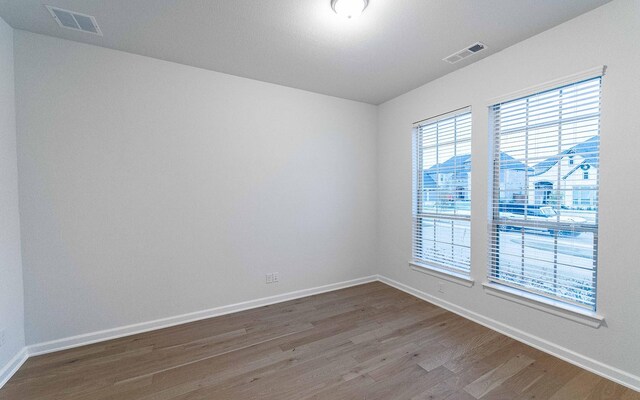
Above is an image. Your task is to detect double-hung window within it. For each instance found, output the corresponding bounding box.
[489,76,602,311]
[412,108,472,276]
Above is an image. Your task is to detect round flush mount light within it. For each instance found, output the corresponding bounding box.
[331,0,369,19]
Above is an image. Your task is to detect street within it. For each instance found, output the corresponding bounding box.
[418,217,596,306]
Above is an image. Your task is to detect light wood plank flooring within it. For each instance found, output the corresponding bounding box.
[1,282,637,399]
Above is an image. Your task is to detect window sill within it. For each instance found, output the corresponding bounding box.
[482,282,604,328]
[409,261,475,288]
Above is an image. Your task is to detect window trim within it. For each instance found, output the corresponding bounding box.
[483,282,604,328]
[409,261,475,287]
[486,66,606,107]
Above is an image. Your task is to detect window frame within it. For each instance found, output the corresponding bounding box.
[487,74,603,313]
[411,107,473,281]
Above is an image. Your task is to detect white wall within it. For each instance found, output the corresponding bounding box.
[0,16,25,372]
[14,31,378,345]
[378,0,639,388]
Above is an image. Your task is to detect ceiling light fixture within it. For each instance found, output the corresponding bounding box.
[331,0,369,19]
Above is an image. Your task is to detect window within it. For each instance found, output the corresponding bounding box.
[573,186,597,207]
[412,108,471,276]
[489,77,602,311]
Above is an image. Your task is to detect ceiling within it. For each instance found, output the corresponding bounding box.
[0,0,611,104]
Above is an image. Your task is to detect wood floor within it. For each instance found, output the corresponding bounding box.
[1,282,637,400]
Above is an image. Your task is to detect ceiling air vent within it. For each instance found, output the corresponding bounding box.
[45,5,102,36]
[443,42,486,64]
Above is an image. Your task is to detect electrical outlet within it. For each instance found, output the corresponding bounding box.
[438,281,445,293]
[265,273,279,284]
[0,329,5,348]
[273,272,279,283]
[265,273,273,284]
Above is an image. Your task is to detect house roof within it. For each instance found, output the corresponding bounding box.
[420,137,598,185]
[532,136,599,176]
[499,152,532,171]
[423,152,530,177]
[421,172,437,189]
[425,154,472,175]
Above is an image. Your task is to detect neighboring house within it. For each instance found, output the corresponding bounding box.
[497,152,531,203]
[421,152,530,205]
[421,136,599,210]
[420,173,438,203]
[529,136,599,208]
[422,154,471,205]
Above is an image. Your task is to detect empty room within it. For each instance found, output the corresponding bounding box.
[0,0,639,399]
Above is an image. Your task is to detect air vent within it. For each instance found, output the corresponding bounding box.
[443,42,486,64]
[45,5,102,36]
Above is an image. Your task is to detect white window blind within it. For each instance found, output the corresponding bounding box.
[413,108,472,275]
[489,76,602,311]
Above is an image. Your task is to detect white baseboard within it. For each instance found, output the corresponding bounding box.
[4,274,638,394]
[26,275,378,357]
[0,347,28,389]
[376,274,640,393]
